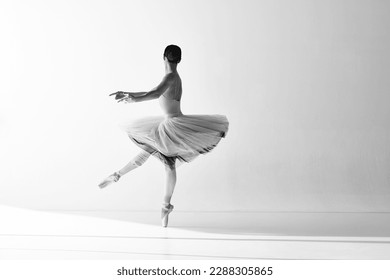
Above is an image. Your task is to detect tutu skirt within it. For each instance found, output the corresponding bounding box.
[119,114,229,168]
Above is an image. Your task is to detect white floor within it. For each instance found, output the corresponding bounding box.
[0,204,389,259]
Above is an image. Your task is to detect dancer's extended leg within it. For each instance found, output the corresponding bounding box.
[98,150,152,188]
[162,162,176,227]
[118,150,151,176]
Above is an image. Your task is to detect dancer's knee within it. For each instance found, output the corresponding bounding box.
[133,151,151,166]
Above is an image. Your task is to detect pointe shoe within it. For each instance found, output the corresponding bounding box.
[98,172,121,188]
[161,203,174,227]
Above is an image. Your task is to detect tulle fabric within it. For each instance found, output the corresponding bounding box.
[119,114,229,168]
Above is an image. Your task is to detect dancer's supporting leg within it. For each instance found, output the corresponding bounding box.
[162,161,176,227]
[98,149,152,188]
[163,163,176,205]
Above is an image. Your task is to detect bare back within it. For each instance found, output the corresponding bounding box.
[159,73,183,117]
[163,73,182,101]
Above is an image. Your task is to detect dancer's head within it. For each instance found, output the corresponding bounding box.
[164,45,181,64]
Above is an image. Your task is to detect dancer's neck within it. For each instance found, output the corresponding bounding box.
[165,62,178,74]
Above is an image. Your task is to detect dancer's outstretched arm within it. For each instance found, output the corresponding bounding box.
[123,91,148,97]
[123,73,174,103]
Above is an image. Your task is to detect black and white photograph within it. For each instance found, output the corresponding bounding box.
[0,0,389,278]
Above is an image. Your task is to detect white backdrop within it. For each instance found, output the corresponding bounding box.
[0,0,389,212]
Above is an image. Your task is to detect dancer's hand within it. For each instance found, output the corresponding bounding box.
[117,96,135,103]
[109,91,129,100]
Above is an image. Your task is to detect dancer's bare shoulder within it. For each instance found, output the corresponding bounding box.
[150,73,176,97]
[164,72,180,83]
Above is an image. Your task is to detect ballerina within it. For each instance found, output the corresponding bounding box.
[98,45,229,227]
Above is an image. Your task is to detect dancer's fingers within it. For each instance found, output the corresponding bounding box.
[109,91,124,96]
[117,93,128,100]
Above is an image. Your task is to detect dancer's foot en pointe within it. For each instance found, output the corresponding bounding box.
[98,172,121,188]
[161,203,174,227]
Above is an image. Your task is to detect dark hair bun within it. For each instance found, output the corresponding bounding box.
[164,45,181,63]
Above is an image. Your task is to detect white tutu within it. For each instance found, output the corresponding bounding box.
[119,114,229,168]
